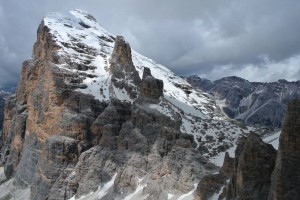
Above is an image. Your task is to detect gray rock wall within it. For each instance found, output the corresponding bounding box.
[268,99,300,200]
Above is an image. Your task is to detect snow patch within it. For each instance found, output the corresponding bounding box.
[123,182,147,200]
[209,185,225,200]
[149,103,174,119]
[168,193,175,199]
[112,85,132,102]
[210,144,236,167]
[263,130,281,150]
[177,183,198,200]
[69,173,117,200]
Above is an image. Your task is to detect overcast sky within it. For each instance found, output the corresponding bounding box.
[1,0,300,86]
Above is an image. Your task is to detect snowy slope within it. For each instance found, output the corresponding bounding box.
[263,130,281,150]
[43,9,256,159]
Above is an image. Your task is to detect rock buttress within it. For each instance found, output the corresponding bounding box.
[195,152,234,200]
[226,133,277,200]
[140,67,164,100]
[268,99,300,200]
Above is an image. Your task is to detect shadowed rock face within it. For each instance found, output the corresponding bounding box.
[268,99,300,200]
[195,152,234,200]
[226,133,277,200]
[197,100,300,200]
[140,67,163,100]
[0,87,15,132]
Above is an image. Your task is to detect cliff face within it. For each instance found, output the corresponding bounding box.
[226,134,277,200]
[268,99,300,200]
[194,100,300,200]
[0,10,227,200]
[194,133,277,200]
[1,19,107,194]
[194,152,233,200]
[0,88,15,132]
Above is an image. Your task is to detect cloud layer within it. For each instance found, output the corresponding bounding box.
[1,0,300,86]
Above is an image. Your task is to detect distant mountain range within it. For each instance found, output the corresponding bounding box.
[186,75,300,128]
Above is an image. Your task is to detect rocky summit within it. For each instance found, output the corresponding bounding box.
[0,9,299,200]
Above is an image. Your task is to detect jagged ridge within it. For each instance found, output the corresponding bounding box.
[187,75,300,128]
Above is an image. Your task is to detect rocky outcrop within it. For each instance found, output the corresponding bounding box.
[186,75,213,92]
[196,100,300,200]
[268,99,300,200]
[140,67,163,100]
[186,75,300,128]
[226,133,277,200]
[195,152,234,200]
[220,152,234,175]
[195,173,228,200]
[110,36,141,99]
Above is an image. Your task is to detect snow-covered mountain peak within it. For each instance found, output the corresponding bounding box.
[41,10,213,116]
[44,9,111,37]
[41,10,256,158]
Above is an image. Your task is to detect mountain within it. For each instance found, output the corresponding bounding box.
[186,75,300,128]
[0,10,256,200]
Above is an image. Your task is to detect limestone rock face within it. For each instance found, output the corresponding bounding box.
[140,67,164,100]
[30,136,79,200]
[226,133,277,200]
[0,12,108,199]
[110,36,141,99]
[268,99,300,200]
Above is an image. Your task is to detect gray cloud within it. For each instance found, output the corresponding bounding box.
[0,0,300,86]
